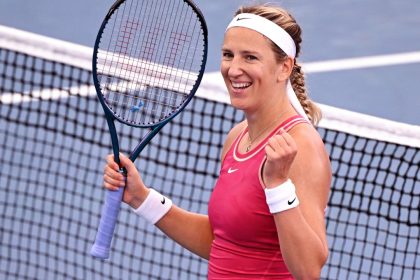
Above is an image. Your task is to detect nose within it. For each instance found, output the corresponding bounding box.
[225,57,243,78]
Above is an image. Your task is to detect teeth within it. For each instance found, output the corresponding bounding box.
[232,82,251,89]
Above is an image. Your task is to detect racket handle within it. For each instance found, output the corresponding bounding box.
[91,182,124,259]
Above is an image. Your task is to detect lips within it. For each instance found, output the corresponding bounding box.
[231,81,252,90]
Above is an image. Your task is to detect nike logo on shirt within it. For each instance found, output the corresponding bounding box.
[227,167,239,174]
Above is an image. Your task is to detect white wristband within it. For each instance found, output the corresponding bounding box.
[265,179,299,214]
[132,188,172,224]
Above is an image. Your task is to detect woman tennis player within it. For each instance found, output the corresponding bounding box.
[103,4,331,279]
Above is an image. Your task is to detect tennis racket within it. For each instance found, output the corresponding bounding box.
[90,0,207,260]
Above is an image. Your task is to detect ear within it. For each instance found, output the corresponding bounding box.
[276,57,294,82]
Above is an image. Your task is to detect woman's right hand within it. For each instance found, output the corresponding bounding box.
[103,153,150,209]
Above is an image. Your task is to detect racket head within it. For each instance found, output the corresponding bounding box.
[92,0,208,128]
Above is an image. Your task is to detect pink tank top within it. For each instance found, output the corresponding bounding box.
[208,115,308,279]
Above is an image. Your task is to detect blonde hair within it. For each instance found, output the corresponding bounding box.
[235,5,322,125]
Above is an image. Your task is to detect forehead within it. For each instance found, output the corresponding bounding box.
[223,27,273,51]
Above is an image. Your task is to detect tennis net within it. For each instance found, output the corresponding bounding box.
[0,25,419,280]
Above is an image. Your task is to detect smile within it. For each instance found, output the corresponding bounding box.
[231,81,252,89]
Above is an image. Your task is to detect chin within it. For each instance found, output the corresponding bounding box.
[228,96,248,111]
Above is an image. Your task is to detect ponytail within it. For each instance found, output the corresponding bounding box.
[290,62,321,125]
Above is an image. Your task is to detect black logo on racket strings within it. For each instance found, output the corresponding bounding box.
[288,197,297,205]
[161,197,166,204]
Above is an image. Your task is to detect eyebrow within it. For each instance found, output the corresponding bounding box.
[221,47,260,56]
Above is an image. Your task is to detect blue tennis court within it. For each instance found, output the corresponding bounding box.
[0,0,419,279]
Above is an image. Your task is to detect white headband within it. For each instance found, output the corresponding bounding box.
[226,13,309,122]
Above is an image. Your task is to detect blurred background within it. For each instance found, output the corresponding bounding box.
[0,0,419,125]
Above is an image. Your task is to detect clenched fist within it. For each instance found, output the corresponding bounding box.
[263,129,297,188]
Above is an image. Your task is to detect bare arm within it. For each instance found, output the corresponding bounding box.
[263,125,331,279]
[155,206,214,259]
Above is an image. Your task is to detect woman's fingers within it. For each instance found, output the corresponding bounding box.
[103,156,125,190]
[266,132,296,159]
[263,130,298,187]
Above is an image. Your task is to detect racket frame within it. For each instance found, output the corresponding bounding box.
[90,0,208,259]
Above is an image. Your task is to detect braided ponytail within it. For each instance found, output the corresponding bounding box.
[290,62,321,125]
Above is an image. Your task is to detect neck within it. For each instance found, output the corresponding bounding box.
[244,106,295,154]
[245,99,295,141]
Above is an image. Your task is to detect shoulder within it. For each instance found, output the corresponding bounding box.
[220,120,247,162]
[288,122,327,159]
[288,123,331,207]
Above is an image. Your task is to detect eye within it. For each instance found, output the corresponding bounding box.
[222,51,233,60]
[246,55,257,61]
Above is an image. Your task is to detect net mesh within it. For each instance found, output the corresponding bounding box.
[1,29,419,280]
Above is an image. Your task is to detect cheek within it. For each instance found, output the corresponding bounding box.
[220,60,227,72]
[220,61,230,79]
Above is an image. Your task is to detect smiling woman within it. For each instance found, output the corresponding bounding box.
[206,4,331,279]
[221,6,321,124]
[221,26,286,114]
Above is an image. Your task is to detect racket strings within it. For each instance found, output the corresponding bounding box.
[103,80,184,118]
[114,12,140,56]
[96,0,206,126]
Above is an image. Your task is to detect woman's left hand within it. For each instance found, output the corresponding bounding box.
[263,128,297,188]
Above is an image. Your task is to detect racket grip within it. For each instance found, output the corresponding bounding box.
[91,184,124,259]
